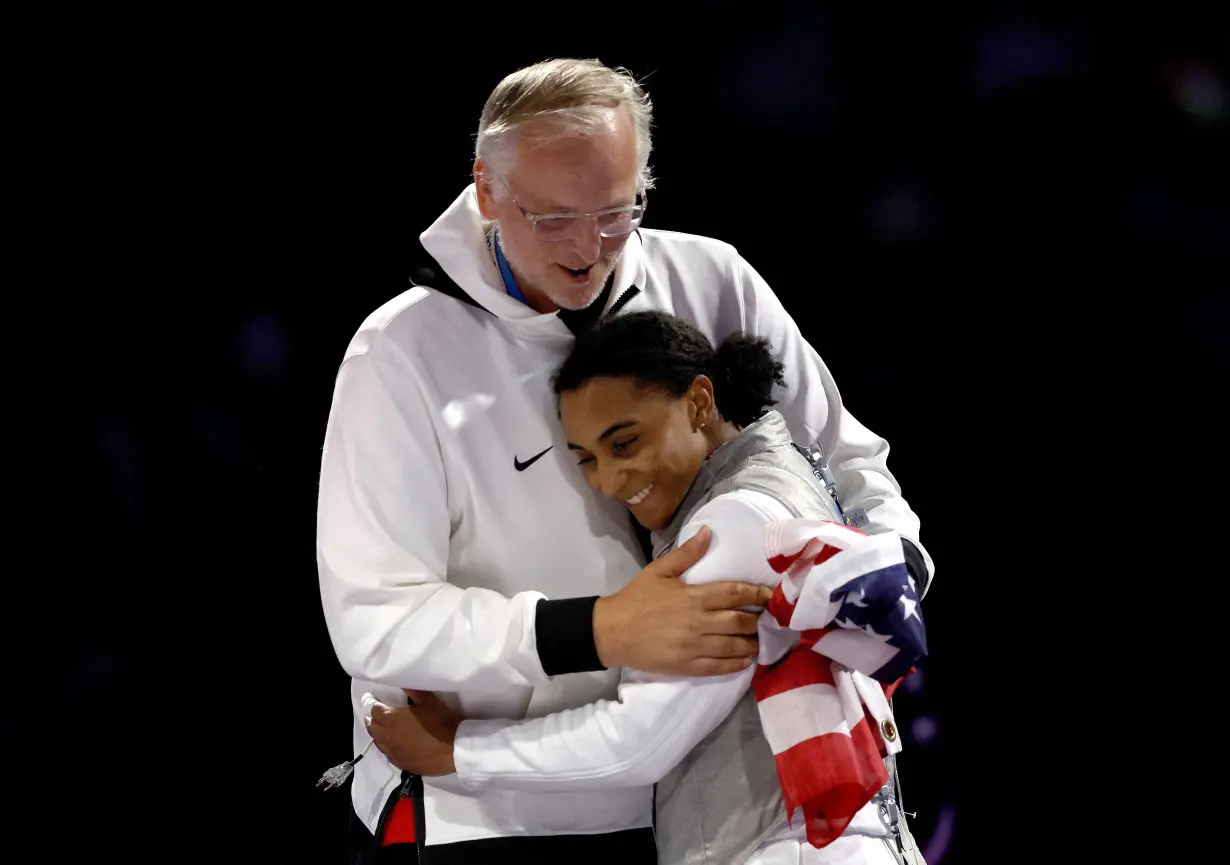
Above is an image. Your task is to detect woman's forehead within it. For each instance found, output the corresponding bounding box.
[561,378,673,429]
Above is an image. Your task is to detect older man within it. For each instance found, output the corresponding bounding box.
[318,58,933,864]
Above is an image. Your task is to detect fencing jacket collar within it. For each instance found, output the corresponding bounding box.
[415,184,643,336]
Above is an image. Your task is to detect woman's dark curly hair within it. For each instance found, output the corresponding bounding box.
[553,311,786,428]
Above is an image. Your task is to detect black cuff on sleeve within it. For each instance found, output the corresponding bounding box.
[901,538,929,597]
[534,596,607,677]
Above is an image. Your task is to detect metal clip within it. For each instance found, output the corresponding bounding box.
[793,444,841,500]
[876,784,901,835]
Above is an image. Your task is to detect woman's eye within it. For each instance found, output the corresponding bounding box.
[612,437,638,454]
[576,455,594,466]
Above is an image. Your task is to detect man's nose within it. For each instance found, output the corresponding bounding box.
[566,218,603,264]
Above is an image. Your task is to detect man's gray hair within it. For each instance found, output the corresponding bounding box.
[476,58,655,195]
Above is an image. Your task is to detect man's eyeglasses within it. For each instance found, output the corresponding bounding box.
[497,177,646,243]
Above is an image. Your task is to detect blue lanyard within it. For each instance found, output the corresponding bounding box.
[493,231,528,306]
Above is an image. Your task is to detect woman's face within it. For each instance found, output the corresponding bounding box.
[560,375,716,530]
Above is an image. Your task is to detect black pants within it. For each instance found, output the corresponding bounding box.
[348,803,657,865]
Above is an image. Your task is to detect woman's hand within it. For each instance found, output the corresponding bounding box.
[365,689,461,776]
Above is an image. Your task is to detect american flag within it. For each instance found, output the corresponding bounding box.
[752,519,928,849]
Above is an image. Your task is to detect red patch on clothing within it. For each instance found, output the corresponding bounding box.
[381,797,416,846]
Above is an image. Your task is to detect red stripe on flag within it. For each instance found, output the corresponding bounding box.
[768,540,843,576]
[773,717,889,848]
[768,552,805,574]
[753,638,836,701]
[768,537,826,574]
[765,583,797,626]
[812,544,841,566]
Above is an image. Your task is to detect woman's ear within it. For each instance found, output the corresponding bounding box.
[688,375,716,430]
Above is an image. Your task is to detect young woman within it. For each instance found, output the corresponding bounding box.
[366,311,927,865]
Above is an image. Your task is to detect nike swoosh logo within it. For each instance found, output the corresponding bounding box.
[514,446,554,472]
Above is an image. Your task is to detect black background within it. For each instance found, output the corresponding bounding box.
[29,5,1227,862]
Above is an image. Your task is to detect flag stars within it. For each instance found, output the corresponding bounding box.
[899,593,920,623]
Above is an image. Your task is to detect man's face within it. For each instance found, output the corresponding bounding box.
[475,107,640,313]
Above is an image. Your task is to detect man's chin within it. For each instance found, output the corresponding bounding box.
[548,276,609,311]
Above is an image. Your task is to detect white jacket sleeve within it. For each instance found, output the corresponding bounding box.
[732,253,936,590]
[452,493,783,792]
[317,339,550,690]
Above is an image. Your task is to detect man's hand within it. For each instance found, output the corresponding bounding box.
[593,526,773,676]
[365,689,460,776]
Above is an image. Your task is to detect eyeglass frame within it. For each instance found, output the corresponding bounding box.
[493,175,647,242]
